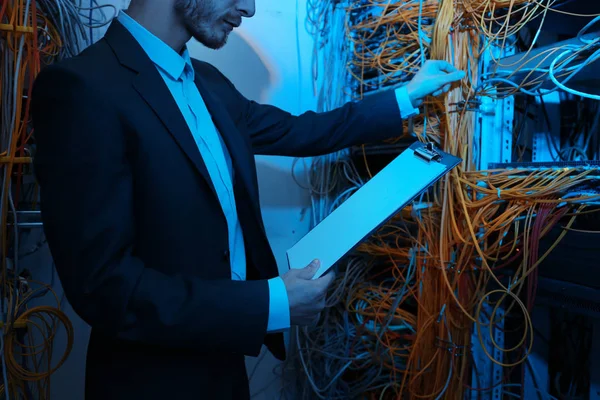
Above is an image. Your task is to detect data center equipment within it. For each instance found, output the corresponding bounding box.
[286,1,600,399]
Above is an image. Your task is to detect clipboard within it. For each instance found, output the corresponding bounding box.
[286,141,462,279]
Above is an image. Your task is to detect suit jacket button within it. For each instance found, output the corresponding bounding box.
[223,250,230,261]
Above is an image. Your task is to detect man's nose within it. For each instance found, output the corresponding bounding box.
[237,0,255,18]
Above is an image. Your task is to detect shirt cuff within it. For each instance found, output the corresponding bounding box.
[267,277,290,333]
[394,85,420,119]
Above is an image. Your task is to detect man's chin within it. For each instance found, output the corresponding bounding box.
[194,33,228,50]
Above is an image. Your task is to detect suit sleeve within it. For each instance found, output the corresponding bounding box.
[32,66,268,356]
[207,65,404,157]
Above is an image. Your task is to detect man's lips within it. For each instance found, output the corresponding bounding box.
[224,19,241,28]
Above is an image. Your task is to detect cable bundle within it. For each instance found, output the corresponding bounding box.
[0,0,114,398]
[285,1,600,399]
[1,1,76,397]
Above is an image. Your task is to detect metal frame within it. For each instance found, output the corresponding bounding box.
[523,307,551,400]
[476,43,515,170]
[469,302,505,400]
[470,41,514,400]
[532,92,562,162]
[480,28,600,400]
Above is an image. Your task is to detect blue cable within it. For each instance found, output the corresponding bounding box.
[479,18,600,98]
[549,47,600,100]
[417,0,426,66]
[296,0,303,112]
[577,15,600,44]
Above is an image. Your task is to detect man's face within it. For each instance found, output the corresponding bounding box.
[174,0,255,49]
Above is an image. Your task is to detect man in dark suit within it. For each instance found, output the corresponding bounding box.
[31,0,464,398]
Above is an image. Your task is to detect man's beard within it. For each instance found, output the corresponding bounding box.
[175,0,229,50]
[189,24,229,50]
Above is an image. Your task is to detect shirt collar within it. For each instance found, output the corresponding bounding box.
[117,11,193,81]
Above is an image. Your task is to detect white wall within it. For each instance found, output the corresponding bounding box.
[35,1,315,399]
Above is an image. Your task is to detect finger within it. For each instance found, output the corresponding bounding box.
[432,60,458,73]
[317,270,336,288]
[432,89,443,97]
[440,70,466,85]
[312,272,335,298]
[315,284,329,300]
[443,84,451,93]
[298,259,320,279]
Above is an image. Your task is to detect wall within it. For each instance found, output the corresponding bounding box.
[27,1,316,399]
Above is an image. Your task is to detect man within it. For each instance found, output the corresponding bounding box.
[31,0,464,398]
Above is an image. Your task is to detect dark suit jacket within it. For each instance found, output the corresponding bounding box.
[31,21,403,400]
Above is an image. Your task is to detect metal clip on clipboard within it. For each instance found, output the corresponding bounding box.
[414,142,442,162]
[287,141,461,280]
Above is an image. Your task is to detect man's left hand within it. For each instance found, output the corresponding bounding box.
[405,60,466,107]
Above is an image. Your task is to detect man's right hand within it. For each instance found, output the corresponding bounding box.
[282,260,335,326]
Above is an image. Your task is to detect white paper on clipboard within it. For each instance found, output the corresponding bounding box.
[286,142,461,279]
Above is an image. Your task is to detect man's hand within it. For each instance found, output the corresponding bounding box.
[282,260,335,326]
[405,60,466,107]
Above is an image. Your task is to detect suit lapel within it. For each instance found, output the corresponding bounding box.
[105,20,260,218]
[104,20,276,278]
[194,75,273,276]
[132,74,219,197]
[193,74,258,202]
[104,21,217,198]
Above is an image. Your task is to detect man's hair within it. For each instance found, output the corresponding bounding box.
[174,0,198,12]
